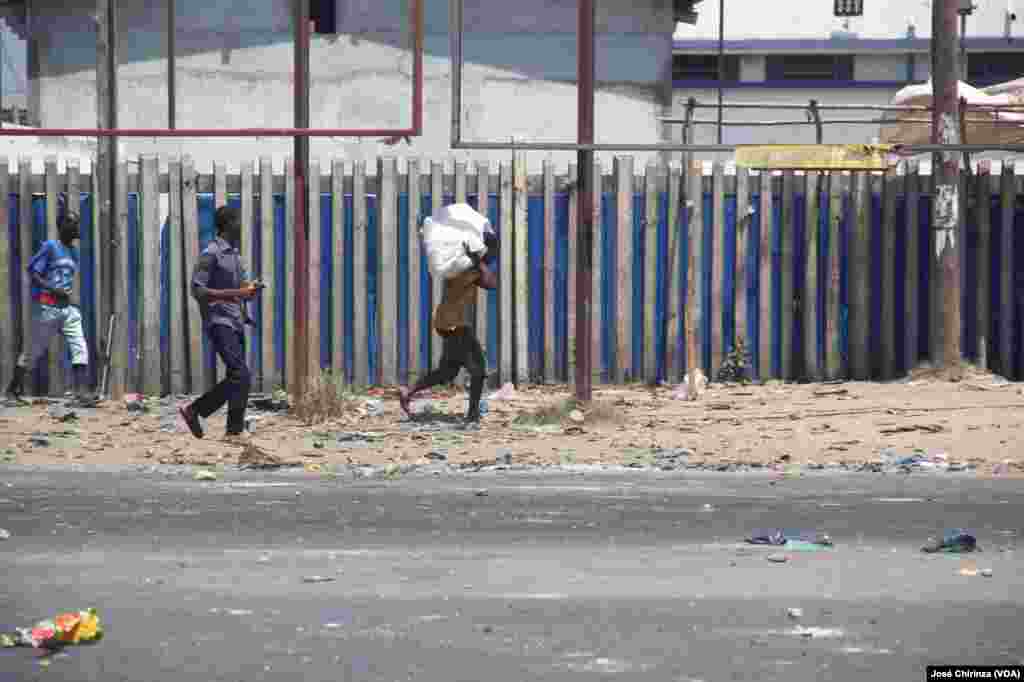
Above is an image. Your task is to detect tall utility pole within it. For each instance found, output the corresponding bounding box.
[574,0,595,402]
[930,0,962,374]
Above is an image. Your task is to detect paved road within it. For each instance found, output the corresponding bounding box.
[0,465,1022,681]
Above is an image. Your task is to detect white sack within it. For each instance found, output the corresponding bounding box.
[421,203,493,280]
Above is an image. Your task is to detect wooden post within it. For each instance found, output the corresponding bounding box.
[111,157,130,398]
[643,161,659,384]
[139,155,160,396]
[455,161,467,204]
[711,161,725,378]
[849,171,871,380]
[734,165,750,374]
[999,161,1014,378]
[758,170,772,381]
[513,153,529,385]
[665,162,683,382]
[352,160,368,387]
[44,157,62,395]
[591,161,602,386]
[430,161,445,373]
[181,157,202,394]
[283,158,295,390]
[258,157,275,391]
[542,158,556,384]
[498,161,513,385]
[975,161,991,370]
[779,169,795,382]
[881,168,898,380]
[331,159,345,382]
[613,156,633,382]
[686,159,703,388]
[17,158,32,393]
[67,161,83,388]
[308,159,323,378]
[406,160,421,382]
[240,160,256,379]
[904,164,920,375]
[804,170,821,381]
[474,161,490,382]
[167,159,185,395]
[377,157,397,385]
[0,158,9,392]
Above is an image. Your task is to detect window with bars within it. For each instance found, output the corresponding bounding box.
[672,54,740,82]
[765,55,854,82]
[967,52,1024,86]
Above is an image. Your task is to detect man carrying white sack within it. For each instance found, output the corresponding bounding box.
[400,204,498,423]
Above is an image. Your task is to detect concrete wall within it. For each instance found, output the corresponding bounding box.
[28,0,674,172]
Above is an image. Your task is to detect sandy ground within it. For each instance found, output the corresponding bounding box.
[2,371,1024,476]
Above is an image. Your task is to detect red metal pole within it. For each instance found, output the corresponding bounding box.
[411,0,423,134]
[0,127,421,137]
[293,3,311,396]
[574,0,595,402]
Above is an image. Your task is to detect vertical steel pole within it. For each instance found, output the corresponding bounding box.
[574,0,595,402]
[717,0,724,144]
[931,0,962,372]
[293,0,310,394]
[168,0,175,128]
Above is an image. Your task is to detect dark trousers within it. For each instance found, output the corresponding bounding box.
[413,327,486,413]
[191,324,251,434]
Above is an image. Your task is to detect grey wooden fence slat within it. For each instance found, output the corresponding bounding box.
[542,158,555,384]
[711,161,725,377]
[0,159,9,391]
[240,161,256,380]
[378,157,397,386]
[779,169,795,382]
[513,154,529,385]
[666,162,682,381]
[614,156,633,383]
[90,160,104,396]
[352,160,368,387]
[758,170,772,381]
[734,166,750,372]
[168,159,185,396]
[44,157,62,395]
[903,165,920,375]
[18,159,32,392]
[643,161,659,384]
[687,160,703,380]
[139,155,161,396]
[211,162,228,387]
[881,168,898,380]
[455,161,467,204]
[826,172,845,380]
[331,160,345,382]
[999,161,1014,378]
[850,171,871,381]
[308,159,323,377]
[803,170,820,381]
[112,158,130,398]
[566,163,578,388]
[182,157,203,395]
[975,161,992,370]
[498,161,513,384]
[406,160,422,382]
[474,162,490,383]
[67,162,81,310]
[430,162,445,373]
[283,159,296,390]
[258,157,275,391]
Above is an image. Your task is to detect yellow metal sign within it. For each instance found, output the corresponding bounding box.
[734,144,897,171]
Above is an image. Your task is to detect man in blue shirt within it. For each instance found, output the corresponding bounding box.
[179,206,262,443]
[5,211,98,407]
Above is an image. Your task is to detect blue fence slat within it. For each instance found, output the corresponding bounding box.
[528,196,544,379]
[554,193,570,381]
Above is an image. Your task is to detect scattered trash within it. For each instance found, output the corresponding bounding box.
[568,410,585,424]
[747,530,834,548]
[766,553,789,563]
[786,608,803,620]
[362,399,384,417]
[959,567,980,577]
[671,370,707,401]
[813,388,849,397]
[0,608,103,650]
[496,450,513,466]
[304,462,324,473]
[922,530,978,554]
[302,576,336,584]
[791,626,844,639]
[474,489,489,497]
[383,463,401,479]
[878,423,944,435]
[0,528,10,540]
[28,435,51,447]
[981,568,994,577]
[994,460,1011,476]
[193,469,219,482]
[700,504,715,513]
[49,407,77,423]
[124,394,148,413]
[0,450,15,463]
[487,382,516,402]
[249,394,289,412]
[425,451,448,461]
[238,443,286,470]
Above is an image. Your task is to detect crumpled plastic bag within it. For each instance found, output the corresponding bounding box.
[747,529,834,548]
[421,203,492,280]
[922,529,978,554]
[1,608,103,650]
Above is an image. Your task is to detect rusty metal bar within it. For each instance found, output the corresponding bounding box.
[808,99,823,144]
[168,0,175,128]
[683,97,696,144]
[575,0,595,402]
